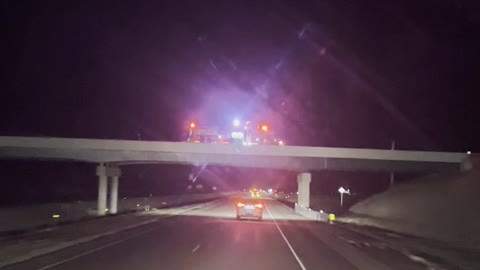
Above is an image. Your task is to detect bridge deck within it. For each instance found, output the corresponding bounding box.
[0,136,467,172]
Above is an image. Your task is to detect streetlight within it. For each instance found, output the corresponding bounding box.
[244,121,252,144]
[187,121,196,142]
[338,187,351,208]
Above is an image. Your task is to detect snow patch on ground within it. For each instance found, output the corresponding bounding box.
[403,252,447,270]
[337,171,480,269]
[343,171,480,249]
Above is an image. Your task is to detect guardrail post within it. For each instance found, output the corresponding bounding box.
[461,157,473,171]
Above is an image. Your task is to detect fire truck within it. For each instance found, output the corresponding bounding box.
[186,120,285,146]
[186,122,226,143]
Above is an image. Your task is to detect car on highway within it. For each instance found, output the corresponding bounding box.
[235,198,264,220]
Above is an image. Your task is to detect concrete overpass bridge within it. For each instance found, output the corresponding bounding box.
[0,136,471,215]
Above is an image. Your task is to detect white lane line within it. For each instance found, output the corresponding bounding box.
[36,225,161,270]
[35,201,221,270]
[192,244,201,253]
[266,205,307,270]
[34,198,231,270]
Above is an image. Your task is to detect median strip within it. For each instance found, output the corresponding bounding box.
[0,199,226,269]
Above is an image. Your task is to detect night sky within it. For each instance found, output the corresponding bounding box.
[1,0,480,204]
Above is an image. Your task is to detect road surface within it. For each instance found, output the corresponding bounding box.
[4,197,428,270]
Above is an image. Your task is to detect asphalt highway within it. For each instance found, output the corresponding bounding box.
[4,196,427,270]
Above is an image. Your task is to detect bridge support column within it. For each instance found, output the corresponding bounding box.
[109,176,119,214]
[97,173,107,216]
[96,164,122,216]
[297,173,311,208]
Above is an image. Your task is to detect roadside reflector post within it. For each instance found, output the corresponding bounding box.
[52,214,61,225]
[329,213,335,223]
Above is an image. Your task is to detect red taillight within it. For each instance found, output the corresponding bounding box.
[255,203,263,208]
[237,202,245,207]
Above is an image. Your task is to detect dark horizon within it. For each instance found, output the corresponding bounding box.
[1,0,479,205]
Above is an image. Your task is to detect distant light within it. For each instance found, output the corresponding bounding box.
[136,204,140,207]
[237,202,245,207]
[189,122,196,129]
[149,194,152,197]
[278,140,285,146]
[467,151,472,155]
[52,214,60,219]
[104,208,109,212]
[260,124,269,132]
[218,135,222,139]
[123,197,127,200]
[233,119,241,127]
[231,132,243,139]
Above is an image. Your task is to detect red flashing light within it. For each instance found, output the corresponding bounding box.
[260,124,269,132]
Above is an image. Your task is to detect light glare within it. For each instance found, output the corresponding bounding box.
[233,119,241,127]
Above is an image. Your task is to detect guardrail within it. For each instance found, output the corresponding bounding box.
[294,204,334,222]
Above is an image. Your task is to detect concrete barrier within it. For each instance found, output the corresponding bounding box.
[294,204,331,221]
[0,192,234,234]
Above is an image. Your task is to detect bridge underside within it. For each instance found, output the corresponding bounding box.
[0,137,469,216]
[0,147,460,172]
